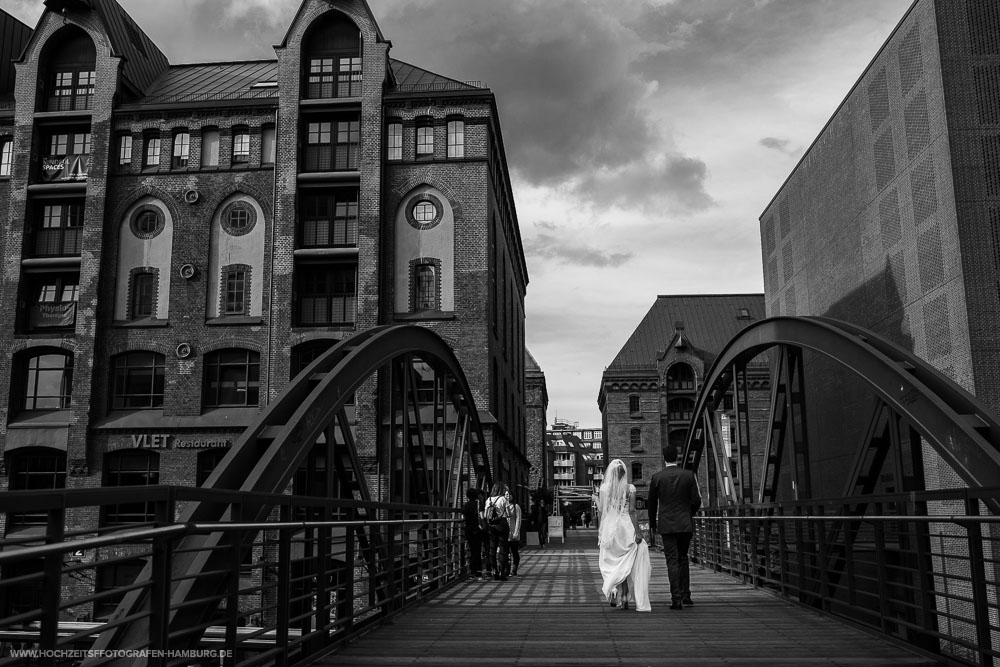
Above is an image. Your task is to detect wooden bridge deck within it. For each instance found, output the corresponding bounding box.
[312,528,942,666]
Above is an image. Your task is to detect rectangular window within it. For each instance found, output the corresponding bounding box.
[27,274,78,330]
[0,138,11,177]
[297,265,357,325]
[49,133,69,157]
[23,353,73,410]
[262,125,276,165]
[629,395,640,413]
[34,202,84,256]
[172,132,190,169]
[232,128,250,165]
[416,125,434,155]
[387,123,402,161]
[202,129,220,168]
[131,272,156,318]
[72,133,91,155]
[447,120,464,158]
[335,120,360,169]
[224,268,247,315]
[48,69,94,112]
[300,189,359,248]
[117,134,132,170]
[102,452,159,526]
[111,352,165,410]
[413,263,438,311]
[338,56,362,97]
[307,58,335,99]
[144,135,161,171]
[204,350,260,407]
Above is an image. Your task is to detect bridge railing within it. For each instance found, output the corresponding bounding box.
[0,486,465,667]
[693,487,1000,667]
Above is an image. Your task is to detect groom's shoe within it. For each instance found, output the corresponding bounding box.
[669,602,684,610]
[682,598,694,607]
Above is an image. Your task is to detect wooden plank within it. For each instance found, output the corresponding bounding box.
[310,530,943,666]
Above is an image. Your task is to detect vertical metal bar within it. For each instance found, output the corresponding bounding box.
[275,510,291,667]
[873,518,893,635]
[844,505,857,609]
[148,533,171,667]
[777,505,790,596]
[793,504,807,602]
[39,505,65,664]
[224,501,243,665]
[965,498,993,667]
[815,506,829,611]
[342,505,356,633]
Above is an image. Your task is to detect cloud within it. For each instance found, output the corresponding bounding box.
[574,153,714,212]
[525,227,634,268]
[759,136,802,157]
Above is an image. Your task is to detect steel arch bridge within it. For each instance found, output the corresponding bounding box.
[681,316,1000,508]
[92,325,494,654]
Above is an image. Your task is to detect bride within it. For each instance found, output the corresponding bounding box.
[597,459,651,611]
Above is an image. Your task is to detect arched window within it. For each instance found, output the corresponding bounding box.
[0,137,12,177]
[412,260,440,312]
[171,129,190,169]
[303,14,361,99]
[204,349,260,407]
[201,127,220,168]
[102,450,159,525]
[110,352,165,409]
[629,428,642,452]
[13,350,73,412]
[40,28,95,112]
[666,363,695,391]
[231,125,250,166]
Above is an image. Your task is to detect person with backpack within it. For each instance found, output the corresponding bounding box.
[483,481,512,581]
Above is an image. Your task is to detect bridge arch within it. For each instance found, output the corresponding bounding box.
[683,316,1000,506]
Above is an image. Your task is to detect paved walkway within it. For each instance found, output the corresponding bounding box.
[312,528,942,666]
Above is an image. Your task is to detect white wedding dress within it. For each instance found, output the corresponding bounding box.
[598,484,651,611]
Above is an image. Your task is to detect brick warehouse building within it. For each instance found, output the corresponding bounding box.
[760,0,1000,496]
[598,295,769,506]
[0,0,531,559]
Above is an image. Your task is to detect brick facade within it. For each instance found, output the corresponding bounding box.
[0,0,531,578]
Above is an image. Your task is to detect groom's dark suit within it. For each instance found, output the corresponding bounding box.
[648,463,701,608]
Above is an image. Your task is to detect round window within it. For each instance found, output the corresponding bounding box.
[220,201,257,236]
[129,205,164,239]
[404,194,444,230]
[413,201,437,223]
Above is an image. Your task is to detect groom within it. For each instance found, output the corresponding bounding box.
[648,445,701,610]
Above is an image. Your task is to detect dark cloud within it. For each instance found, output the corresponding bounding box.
[759,137,802,157]
[574,153,714,212]
[525,227,633,268]
[379,0,661,187]
[628,0,913,86]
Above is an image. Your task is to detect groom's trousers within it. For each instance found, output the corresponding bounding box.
[660,532,693,603]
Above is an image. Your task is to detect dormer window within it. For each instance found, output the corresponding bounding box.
[40,28,96,112]
[303,15,362,99]
[737,308,751,320]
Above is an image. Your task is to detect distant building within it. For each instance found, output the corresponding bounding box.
[598,295,768,502]
[759,0,1000,495]
[524,350,548,491]
[544,422,604,489]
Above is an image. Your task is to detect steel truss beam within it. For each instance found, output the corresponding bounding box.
[91,326,493,656]
[682,317,1000,502]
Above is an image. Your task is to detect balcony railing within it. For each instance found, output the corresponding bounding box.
[300,219,358,248]
[302,145,358,172]
[299,295,357,326]
[33,228,82,257]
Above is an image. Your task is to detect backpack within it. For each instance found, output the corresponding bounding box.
[485,498,509,534]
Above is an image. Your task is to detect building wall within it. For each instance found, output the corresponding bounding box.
[759,0,1000,493]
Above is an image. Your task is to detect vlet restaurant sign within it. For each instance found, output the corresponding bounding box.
[127,434,231,449]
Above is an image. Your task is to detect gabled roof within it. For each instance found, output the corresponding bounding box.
[389,59,485,93]
[135,61,278,105]
[0,8,32,97]
[525,349,543,375]
[606,294,766,372]
[87,0,169,96]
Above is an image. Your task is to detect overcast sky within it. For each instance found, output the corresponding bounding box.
[9,0,914,427]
